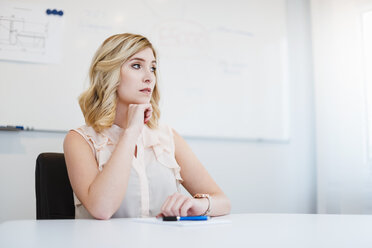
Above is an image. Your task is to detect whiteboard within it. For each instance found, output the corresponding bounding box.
[0,0,289,141]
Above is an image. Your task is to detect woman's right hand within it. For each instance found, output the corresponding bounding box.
[125,103,153,136]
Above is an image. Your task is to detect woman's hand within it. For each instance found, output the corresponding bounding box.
[156,192,209,217]
[125,103,152,136]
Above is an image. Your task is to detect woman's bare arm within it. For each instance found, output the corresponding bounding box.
[159,129,231,217]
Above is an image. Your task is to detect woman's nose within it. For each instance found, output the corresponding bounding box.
[144,70,154,84]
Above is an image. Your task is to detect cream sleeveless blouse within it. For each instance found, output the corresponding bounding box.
[72,123,183,219]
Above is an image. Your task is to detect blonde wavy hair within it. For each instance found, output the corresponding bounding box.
[79,33,160,132]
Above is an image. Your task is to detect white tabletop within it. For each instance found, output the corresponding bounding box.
[1,213,372,248]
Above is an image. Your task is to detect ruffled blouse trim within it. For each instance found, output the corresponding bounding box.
[73,125,123,171]
[73,124,183,182]
[142,125,183,183]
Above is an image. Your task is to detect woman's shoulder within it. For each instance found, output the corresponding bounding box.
[70,124,119,139]
[64,125,96,145]
[70,125,97,137]
[64,125,96,155]
[71,124,123,147]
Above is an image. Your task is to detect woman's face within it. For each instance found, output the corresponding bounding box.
[117,47,156,105]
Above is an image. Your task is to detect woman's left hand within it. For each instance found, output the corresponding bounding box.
[156,192,208,217]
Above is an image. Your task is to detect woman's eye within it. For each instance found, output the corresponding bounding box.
[132,64,141,69]
[151,67,157,72]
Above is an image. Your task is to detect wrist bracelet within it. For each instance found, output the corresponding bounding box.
[193,193,211,216]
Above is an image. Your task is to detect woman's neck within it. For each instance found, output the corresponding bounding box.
[113,102,128,129]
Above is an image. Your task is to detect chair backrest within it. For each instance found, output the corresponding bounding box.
[35,153,75,219]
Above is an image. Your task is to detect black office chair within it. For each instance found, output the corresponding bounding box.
[35,153,75,219]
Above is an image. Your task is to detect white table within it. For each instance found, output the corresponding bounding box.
[1,213,372,248]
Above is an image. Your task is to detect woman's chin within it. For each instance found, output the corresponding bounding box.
[131,99,151,105]
[120,97,151,105]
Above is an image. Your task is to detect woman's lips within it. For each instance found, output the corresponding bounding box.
[139,88,152,95]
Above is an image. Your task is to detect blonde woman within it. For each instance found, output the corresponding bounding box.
[64,33,231,220]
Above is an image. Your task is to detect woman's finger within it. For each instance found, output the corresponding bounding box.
[161,193,184,216]
[179,198,193,216]
[144,105,153,123]
[170,196,187,217]
[162,195,177,216]
[161,195,171,214]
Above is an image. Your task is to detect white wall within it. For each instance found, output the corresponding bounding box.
[312,0,372,214]
[0,0,316,222]
[0,131,65,221]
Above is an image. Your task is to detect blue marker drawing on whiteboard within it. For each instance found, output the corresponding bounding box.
[0,125,35,131]
[46,9,64,16]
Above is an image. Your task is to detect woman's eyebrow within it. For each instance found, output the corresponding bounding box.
[129,57,156,63]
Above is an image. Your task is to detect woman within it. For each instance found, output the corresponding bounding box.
[64,33,231,220]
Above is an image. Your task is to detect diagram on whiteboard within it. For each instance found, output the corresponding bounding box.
[0,1,63,64]
[0,16,48,53]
